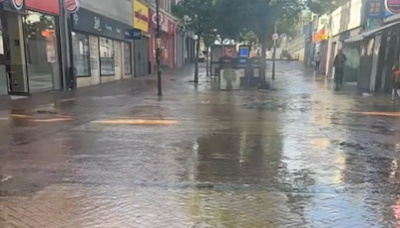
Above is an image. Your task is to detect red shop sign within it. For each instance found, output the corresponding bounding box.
[25,0,60,15]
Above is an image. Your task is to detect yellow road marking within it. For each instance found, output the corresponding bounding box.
[9,114,31,118]
[92,119,177,125]
[356,111,400,117]
[29,118,73,122]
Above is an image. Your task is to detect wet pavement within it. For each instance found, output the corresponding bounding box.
[1,62,400,227]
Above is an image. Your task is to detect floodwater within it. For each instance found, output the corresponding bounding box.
[0,63,400,227]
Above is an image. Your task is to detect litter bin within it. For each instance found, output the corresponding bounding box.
[235,57,250,87]
[249,57,262,86]
[219,56,239,90]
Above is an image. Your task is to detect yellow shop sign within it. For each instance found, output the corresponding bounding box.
[132,0,149,33]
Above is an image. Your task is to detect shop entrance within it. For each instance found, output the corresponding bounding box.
[0,10,29,95]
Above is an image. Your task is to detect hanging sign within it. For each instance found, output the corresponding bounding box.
[3,0,25,13]
[64,0,80,14]
[385,0,400,14]
[152,12,165,25]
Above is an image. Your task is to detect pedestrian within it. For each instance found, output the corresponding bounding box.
[392,64,400,102]
[287,53,292,63]
[314,52,321,73]
[333,49,347,90]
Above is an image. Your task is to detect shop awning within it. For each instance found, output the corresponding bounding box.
[343,34,364,43]
[344,21,400,43]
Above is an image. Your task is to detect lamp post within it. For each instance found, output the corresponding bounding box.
[155,0,162,96]
[272,20,277,79]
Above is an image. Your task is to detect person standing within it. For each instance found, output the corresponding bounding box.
[314,52,321,73]
[333,49,347,90]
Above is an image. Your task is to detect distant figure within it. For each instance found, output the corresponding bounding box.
[314,52,321,73]
[333,49,347,89]
[287,53,292,63]
[392,64,400,102]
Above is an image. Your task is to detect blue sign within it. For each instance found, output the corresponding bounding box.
[239,47,249,57]
[302,25,309,34]
[124,28,142,40]
[365,0,385,18]
[385,10,392,17]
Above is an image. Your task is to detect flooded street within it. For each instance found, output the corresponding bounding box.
[1,63,400,227]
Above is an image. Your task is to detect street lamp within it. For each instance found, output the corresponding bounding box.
[155,0,162,96]
[272,20,277,79]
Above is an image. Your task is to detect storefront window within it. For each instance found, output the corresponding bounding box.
[99,37,114,75]
[160,34,169,66]
[72,32,90,76]
[0,22,6,95]
[124,42,131,74]
[24,11,60,92]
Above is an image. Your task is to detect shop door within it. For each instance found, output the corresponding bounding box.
[369,34,382,91]
[142,37,149,75]
[134,38,145,77]
[358,39,374,90]
[0,11,29,95]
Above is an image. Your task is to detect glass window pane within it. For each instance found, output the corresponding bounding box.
[99,37,114,75]
[124,42,131,74]
[72,32,90,76]
[24,11,61,91]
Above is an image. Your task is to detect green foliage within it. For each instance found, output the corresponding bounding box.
[240,0,302,41]
[239,31,258,46]
[213,0,246,40]
[307,0,336,15]
[203,32,217,48]
[171,0,217,36]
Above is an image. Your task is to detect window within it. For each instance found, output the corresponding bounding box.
[124,42,132,74]
[72,32,90,76]
[24,11,61,91]
[99,37,114,75]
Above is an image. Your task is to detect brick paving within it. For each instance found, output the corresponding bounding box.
[0,62,399,227]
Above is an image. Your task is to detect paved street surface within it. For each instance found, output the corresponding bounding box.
[1,62,400,227]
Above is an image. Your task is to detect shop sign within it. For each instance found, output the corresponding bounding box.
[385,0,400,14]
[150,9,168,32]
[152,12,165,26]
[72,8,132,40]
[132,0,149,32]
[125,28,142,40]
[365,0,385,18]
[64,0,80,14]
[3,0,25,13]
[26,0,60,14]
[312,28,328,43]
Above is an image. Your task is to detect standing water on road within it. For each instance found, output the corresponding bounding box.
[0,61,399,227]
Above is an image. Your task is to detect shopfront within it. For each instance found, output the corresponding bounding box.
[0,0,62,95]
[149,8,175,72]
[132,0,149,76]
[71,8,133,88]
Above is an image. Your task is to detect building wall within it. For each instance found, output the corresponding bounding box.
[330,0,363,36]
[73,1,134,88]
[80,0,132,25]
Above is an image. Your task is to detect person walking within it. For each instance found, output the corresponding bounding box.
[314,52,321,73]
[333,49,347,90]
[392,65,400,102]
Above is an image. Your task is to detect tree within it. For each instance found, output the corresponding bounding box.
[236,0,302,87]
[213,0,246,41]
[239,31,259,55]
[307,0,336,15]
[202,32,217,76]
[172,0,218,83]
